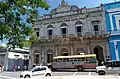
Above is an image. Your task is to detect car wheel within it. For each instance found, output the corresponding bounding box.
[45,73,51,77]
[98,71,105,75]
[77,66,83,72]
[24,75,30,78]
[119,74,120,76]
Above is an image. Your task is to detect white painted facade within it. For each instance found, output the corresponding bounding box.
[0,48,29,71]
[30,1,110,67]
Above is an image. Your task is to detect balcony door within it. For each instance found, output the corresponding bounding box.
[76,26,82,36]
[94,25,99,35]
[61,28,67,37]
[47,29,53,39]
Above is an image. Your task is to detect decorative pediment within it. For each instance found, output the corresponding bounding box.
[50,0,79,14]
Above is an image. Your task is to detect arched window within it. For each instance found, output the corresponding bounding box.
[76,48,85,55]
[92,20,100,35]
[47,25,53,28]
[47,25,53,38]
[60,23,68,37]
[75,21,83,36]
[75,21,83,25]
[60,23,68,27]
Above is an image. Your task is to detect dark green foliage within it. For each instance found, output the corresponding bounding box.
[0,0,49,48]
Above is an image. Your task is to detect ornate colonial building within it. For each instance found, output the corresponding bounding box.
[30,0,110,66]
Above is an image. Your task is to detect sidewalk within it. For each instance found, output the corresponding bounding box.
[33,75,120,79]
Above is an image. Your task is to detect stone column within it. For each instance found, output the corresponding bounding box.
[71,44,74,55]
[104,42,107,60]
[41,45,46,65]
[87,42,90,54]
[39,46,42,64]
[29,48,33,68]
[55,45,58,56]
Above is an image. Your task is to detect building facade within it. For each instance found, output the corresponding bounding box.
[0,48,29,71]
[30,0,110,66]
[105,2,120,60]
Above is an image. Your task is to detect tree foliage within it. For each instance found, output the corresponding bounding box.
[0,0,49,48]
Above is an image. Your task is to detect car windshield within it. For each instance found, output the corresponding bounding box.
[28,67,34,71]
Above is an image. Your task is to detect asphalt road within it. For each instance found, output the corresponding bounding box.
[0,69,119,79]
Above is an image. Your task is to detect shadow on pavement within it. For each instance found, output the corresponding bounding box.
[52,69,96,72]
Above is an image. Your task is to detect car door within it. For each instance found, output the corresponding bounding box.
[113,61,120,74]
[106,62,117,74]
[32,67,41,77]
[39,67,46,75]
[106,67,117,74]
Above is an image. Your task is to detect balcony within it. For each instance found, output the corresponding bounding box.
[84,31,109,36]
[39,31,110,43]
[76,32,82,37]
[48,35,53,39]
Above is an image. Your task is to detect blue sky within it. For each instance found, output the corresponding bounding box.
[0,0,120,46]
[39,0,120,15]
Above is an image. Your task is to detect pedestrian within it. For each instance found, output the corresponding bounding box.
[24,65,27,70]
[13,65,16,72]
[2,66,4,71]
[18,66,20,71]
[0,65,2,72]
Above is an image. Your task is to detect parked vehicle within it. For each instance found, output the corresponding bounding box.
[47,54,97,71]
[96,60,120,75]
[20,66,52,78]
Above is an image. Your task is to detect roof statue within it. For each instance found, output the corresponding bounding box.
[50,0,79,14]
[61,0,66,6]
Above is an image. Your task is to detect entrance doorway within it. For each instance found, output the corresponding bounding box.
[34,54,39,64]
[47,54,53,63]
[94,46,104,66]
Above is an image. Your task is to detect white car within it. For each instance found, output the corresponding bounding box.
[96,60,120,75]
[20,66,52,78]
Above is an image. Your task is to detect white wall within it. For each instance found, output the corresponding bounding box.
[8,52,29,59]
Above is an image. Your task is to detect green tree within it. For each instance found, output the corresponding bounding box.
[0,46,5,48]
[0,0,49,48]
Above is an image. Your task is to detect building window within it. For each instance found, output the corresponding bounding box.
[36,32,39,37]
[47,25,53,38]
[75,21,83,36]
[48,30,52,36]
[60,23,67,37]
[119,20,120,28]
[94,25,99,35]
[61,28,67,37]
[76,26,82,36]
[47,29,52,39]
